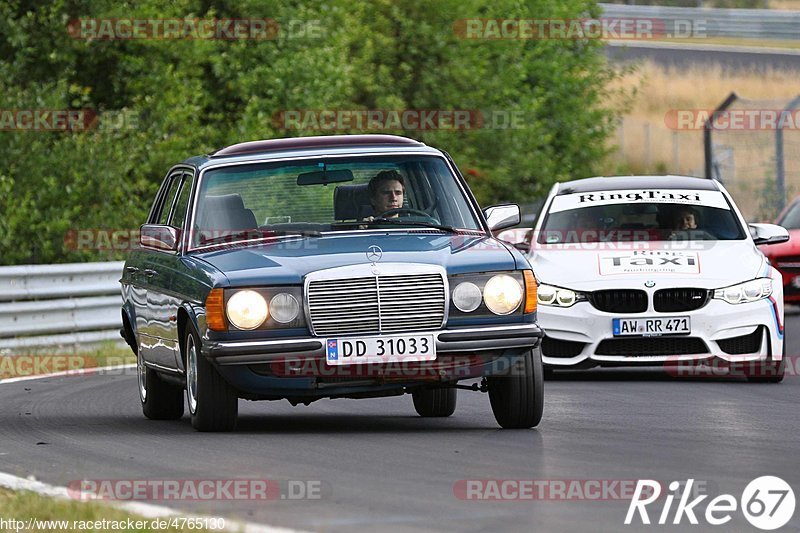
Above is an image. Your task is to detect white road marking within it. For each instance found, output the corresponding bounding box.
[0,364,136,384]
[0,367,311,533]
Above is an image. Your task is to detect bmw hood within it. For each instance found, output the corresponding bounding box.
[530,241,767,291]
[194,232,518,286]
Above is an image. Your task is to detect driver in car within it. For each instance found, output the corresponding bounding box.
[668,206,705,240]
[366,170,405,220]
[674,207,698,231]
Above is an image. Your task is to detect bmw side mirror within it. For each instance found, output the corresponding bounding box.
[749,223,790,246]
[140,224,180,252]
[484,204,521,232]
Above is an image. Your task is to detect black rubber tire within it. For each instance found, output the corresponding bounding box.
[142,374,183,420]
[142,372,184,420]
[412,387,457,417]
[185,325,238,431]
[136,336,183,420]
[138,347,184,420]
[488,347,544,429]
[747,338,786,383]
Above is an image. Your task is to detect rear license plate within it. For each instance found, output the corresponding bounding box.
[612,316,690,337]
[325,334,436,365]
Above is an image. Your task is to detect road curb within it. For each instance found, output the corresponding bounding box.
[0,453,308,533]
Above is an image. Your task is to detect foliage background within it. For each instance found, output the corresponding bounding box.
[0,0,622,265]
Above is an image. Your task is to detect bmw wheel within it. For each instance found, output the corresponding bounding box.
[747,337,786,383]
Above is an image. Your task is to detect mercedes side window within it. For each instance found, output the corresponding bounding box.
[170,173,193,229]
[156,172,183,225]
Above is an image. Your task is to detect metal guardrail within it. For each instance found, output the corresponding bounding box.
[600,3,800,41]
[0,262,124,350]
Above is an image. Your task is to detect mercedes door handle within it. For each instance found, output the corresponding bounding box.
[143,269,158,278]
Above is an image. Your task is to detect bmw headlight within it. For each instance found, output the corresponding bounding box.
[269,293,300,323]
[537,283,586,308]
[713,278,772,304]
[226,290,269,330]
[483,274,524,315]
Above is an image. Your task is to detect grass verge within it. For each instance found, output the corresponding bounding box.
[0,488,211,532]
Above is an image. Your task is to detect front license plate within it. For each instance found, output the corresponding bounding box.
[612,316,691,337]
[325,334,436,366]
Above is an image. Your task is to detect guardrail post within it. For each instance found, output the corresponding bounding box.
[704,92,738,181]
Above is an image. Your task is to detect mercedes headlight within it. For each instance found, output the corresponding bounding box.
[713,278,772,304]
[483,274,524,315]
[537,283,586,308]
[452,282,483,312]
[226,290,269,329]
[269,293,300,324]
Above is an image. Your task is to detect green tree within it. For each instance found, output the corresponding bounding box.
[0,0,623,264]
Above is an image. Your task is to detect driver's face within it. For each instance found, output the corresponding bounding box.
[371,180,404,216]
[678,213,697,230]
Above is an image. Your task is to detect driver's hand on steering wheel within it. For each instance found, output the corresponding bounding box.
[363,212,398,222]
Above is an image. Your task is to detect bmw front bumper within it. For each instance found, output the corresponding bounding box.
[539,298,783,368]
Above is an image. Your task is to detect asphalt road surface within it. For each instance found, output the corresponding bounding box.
[2,312,800,532]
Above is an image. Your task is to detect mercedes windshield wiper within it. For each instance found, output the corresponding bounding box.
[198,228,321,246]
[365,218,462,233]
[265,229,322,237]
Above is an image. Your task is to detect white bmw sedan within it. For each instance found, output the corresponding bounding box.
[527,176,789,381]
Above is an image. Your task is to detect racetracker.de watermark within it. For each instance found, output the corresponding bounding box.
[0,355,98,378]
[269,355,486,380]
[665,109,800,131]
[67,18,324,40]
[65,228,326,252]
[67,479,327,501]
[272,109,526,131]
[0,109,137,132]
[664,356,798,379]
[454,479,663,501]
[453,18,706,40]
[497,228,723,252]
[65,228,519,252]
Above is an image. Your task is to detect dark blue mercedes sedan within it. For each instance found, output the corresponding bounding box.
[120,134,543,431]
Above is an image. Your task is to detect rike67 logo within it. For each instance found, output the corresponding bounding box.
[626,477,795,530]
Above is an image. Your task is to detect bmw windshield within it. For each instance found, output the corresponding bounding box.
[537,188,747,244]
[191,155,482,249]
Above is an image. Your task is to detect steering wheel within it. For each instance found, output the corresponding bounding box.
[379,208,431,218]
[668,229,715,241]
